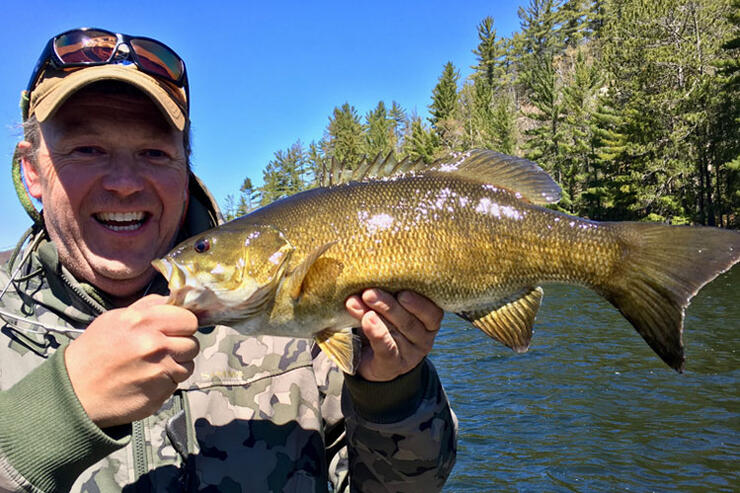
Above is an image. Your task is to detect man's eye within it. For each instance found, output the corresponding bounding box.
[74,146,102,155]
[143,149,169,159]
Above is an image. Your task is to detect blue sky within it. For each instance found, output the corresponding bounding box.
[0,0,526,249]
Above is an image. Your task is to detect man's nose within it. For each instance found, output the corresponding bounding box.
[101,154,146,196]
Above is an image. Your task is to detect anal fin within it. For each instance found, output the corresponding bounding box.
[457,287,544,353]
[315,327,362,375]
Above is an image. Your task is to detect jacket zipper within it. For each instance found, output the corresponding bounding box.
[132,419,148,481]
[59,271,105,316]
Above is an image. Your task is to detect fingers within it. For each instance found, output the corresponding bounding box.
[361,289,436,348]
[345,294,369,319]
[128,295,199,336]
[148,312,199,383]
[346,291,408,361]
[167,334,200,364]
[155,305,199,337]
[347,289,443,381]
[361,310,401,360]
[171,360,195,383]
[165,357,196,384]
[397,291,444,333]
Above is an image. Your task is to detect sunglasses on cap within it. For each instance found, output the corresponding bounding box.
[26,27,189,106]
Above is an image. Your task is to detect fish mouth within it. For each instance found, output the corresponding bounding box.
[152,258,188,305]
[151,257,219,325]
[152,258,174,285]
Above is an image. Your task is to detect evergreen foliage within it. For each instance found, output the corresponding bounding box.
[364,101,397,159]
[227,0,738,229]
[258,141,308,207]
[325,103,364,168]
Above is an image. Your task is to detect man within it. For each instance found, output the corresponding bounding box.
[0,28,457,491]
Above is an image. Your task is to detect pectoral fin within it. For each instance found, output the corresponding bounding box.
[457,287,544,353]
[285,241,337,300]
[315,327,362,375]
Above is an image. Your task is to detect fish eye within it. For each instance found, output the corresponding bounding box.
[194,238,210,253]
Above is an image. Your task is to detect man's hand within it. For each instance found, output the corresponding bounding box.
[65,294,199,428]
[345,289,443,382]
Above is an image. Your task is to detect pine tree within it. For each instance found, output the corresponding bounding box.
[364,101,396,159]
[516,0,567,199]
[236,177,259,216]
[325,103,364,167]
[472,17,507,91]
[491,92,518,154]
[588,99,631,220]
[467,16,517,153]
[560,0,593,48]
[306,140,329,187]
[429,62,462,150]
[558,47,602,215]
[522,53,563,184]
[259,141,307,205]
[710,0,740,226]
[517,0,563,78]
[222,194,237,221]
[461,78,492,148]
[463,78,518,153]
[429,62,460,126]
[404,116,439,163]
[389,101,409,155]
[718,0,740,89]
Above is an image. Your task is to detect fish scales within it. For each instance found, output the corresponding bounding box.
[154,150,740,373]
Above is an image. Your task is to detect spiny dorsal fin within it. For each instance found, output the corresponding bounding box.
[321,152,431,187]
[432,150,561,205]
[285,241,337,300]
[315,327,362,375]
[457,287,544,352]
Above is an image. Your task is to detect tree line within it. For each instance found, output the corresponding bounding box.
[223,0,739,228]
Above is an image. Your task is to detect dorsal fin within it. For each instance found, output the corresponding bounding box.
[321,149,561,205]
[432,150,561,205]
[321,152,432,186]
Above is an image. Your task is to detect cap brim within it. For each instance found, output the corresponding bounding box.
[30,64,187,130]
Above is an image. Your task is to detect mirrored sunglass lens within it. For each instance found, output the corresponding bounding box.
[130,39,183,81]
[54,30,117,64]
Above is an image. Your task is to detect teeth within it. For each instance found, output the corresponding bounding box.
[96,211,146,222]
[94,211,147,232]
[106,224,141,232]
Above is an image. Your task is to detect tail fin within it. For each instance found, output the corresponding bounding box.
[601,223,739,372]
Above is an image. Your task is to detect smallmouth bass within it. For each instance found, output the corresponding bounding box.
[153,150,740,373]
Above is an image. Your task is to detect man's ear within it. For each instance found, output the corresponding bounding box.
[18,141,43,199]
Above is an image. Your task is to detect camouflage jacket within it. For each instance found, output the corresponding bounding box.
[0,177,457,492]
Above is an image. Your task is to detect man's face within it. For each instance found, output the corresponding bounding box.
[21,89,189,299]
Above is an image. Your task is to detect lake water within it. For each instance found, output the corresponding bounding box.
[430,266,739,492]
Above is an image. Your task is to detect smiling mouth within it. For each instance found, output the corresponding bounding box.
[94,211,151,232]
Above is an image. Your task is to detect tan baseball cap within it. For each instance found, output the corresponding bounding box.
[27,63,188,130]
